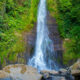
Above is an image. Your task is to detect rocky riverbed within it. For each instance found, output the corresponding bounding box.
[0,64,77,80]
[0,59,80,80]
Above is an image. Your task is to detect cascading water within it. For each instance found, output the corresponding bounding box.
[28,0,59,71]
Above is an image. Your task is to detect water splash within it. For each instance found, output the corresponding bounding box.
[28,0,59,71]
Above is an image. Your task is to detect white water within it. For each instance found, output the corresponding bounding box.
[28,0,58,71]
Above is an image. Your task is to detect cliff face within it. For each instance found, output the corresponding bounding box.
[0,12,63,68]
[24,12,63,65]
[24,23,37,62]
[47,13,63,51]
[47,12,63,65]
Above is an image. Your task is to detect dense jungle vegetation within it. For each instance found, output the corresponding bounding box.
[47,0,80,64]
[0,0,39,66]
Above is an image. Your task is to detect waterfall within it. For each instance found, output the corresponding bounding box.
[28,0,59,71]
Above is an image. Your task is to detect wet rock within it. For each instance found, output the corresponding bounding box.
[40,70,58,79]
[1,64,42,80]
[40,69,74,80]
[59,69,67,73]
[41,70,58,75]
[0,78,12,80]
[52,76,66,80]
[47,12,63,52]
[25,24,36,59]
[0,64,75,80]
[71,59,80,70]
[47,12,63,67]
[41,70,58,74]
[70,59,80,80]
[59,68,71,75]
[0,70,9,78]
[0,70,11,80]
[71,70,80,76]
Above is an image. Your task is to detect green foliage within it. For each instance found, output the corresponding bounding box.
[47,0,80,64]
[47,0,58,17]
[0,0,39,66]
[29,0,39,25]
[0,16,4,28]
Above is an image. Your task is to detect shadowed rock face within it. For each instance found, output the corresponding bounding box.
[26,12,63,58]
[47,12,63,66]
[25,23,37,60]
[47,12,63,51]
[40,69,74,80]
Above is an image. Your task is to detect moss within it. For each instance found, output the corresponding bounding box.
[63,39,80,64]
[3,66,11,73]
[21,65,27,74]
[47,0,58,17]
[0,0,39,66]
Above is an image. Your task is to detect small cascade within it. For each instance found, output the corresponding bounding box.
[28,0,59,71]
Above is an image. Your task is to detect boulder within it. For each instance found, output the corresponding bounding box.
[71,70,80,76]
[0,64,75,80]
[40,69,74,80]
[70,59,80,80]
[1,64,42,80]
[71,59,80,70]
[40,70,58,74]
[40,70,58,79]
[40,70,66,80]
[59,69,67,73]
[52,76,66,80]
[70,59,80,75]
[0,70,9,78]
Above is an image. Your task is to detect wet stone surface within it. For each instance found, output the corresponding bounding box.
[40,69,74,80]
[0,78,12,80]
